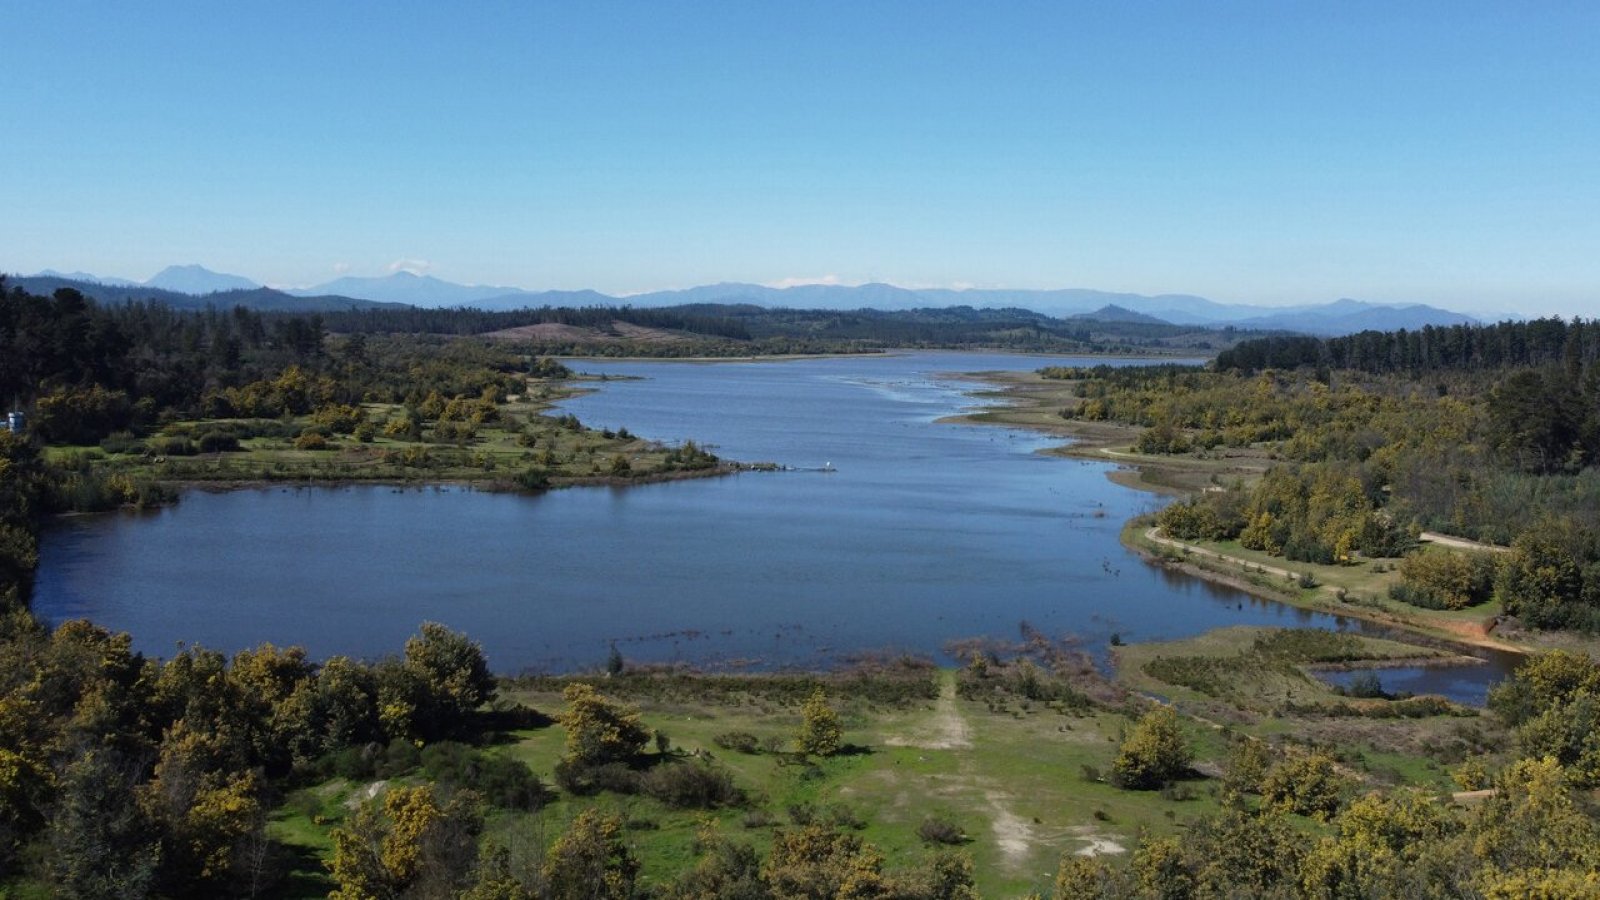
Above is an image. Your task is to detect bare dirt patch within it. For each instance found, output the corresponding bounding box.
[482,320,699,345]
[1074,836,1127,856]
[985,791,1035,869]
[483,322,593,341]
[345,779,388,809]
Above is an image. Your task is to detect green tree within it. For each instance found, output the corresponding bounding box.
[1261,751,1350,821]
[1132,835,1195,899]
[327,784,482,900]
[1051,853,1125,899]
[1112,706,1192,789]
[1496,517,1597,628]
[1185,800,1307,896]
[796,688,842,757]
[541,810,639,900]
[48,748,161,900]
[1470,756,1600,882]
[1299,788,1461,898]
[557,683,648,767]
[404,622,495,739]
[1516,690,1600,786]
[761,824,888,900]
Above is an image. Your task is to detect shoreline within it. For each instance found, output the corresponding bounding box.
[97,461,743,503]
[557,347,1193,366]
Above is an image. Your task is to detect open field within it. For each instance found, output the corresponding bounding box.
[256,626,1502,897]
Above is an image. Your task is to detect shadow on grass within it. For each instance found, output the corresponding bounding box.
[477,704,555,736]
[262,841,334,900]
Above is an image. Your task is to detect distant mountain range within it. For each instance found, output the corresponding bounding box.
[12,266,1488,336]
[287,272,540,307]
[38,264,264,294]
[12,270,403,313]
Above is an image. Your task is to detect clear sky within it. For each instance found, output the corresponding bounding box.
[4,1,1597,315]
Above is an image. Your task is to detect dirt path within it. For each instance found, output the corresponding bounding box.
[1420,532,1510,554]
[1142,527,1529,654]
[984,792,1035,867]
[1146,526,1307,584]
[884,675,1043,870]
[885,675,972,750]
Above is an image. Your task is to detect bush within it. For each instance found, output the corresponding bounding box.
[1453,758,1491,791]
[917,817,967,845]
[147,435,197,456]
[1343,672,1386,699]
[1159,782,1196,801]
[1260,751,1349,820]
[1112,706,1193,790]
[99,431,145,455]
[713,731,761,754]
[294,430,329,450]
[316,738,423,782]
[420,742,550,810]
[196,430,240,453]
[826,803,866,830]
[553,760,640,797]
[311,404,366,434]
[640,762,743,809]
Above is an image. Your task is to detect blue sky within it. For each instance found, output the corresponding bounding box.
[4,1,1597,315]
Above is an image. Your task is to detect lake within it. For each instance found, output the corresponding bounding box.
[31,351,1514,702]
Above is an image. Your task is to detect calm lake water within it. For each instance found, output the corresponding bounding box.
[32,352,1515,702]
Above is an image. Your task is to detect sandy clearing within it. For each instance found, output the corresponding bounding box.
[985,791,1035,869]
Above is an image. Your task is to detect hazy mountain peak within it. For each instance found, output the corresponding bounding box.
[1070,304,1170,324]
[34,269,140,287]
[293,271,533,306]
[146,264,259,294]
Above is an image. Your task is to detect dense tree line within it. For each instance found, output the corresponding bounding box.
[0,280,567,449]
[1158,463,1413,565]
[1216,316,1600,376]
[318,301,1257,354]
[0,602,506,895]
[1215,321,1600,477]
[2,279,324,438]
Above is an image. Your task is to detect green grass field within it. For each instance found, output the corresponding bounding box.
[256,625,1498,897]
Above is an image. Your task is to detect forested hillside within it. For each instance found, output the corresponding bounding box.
[320,302,1263,356]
